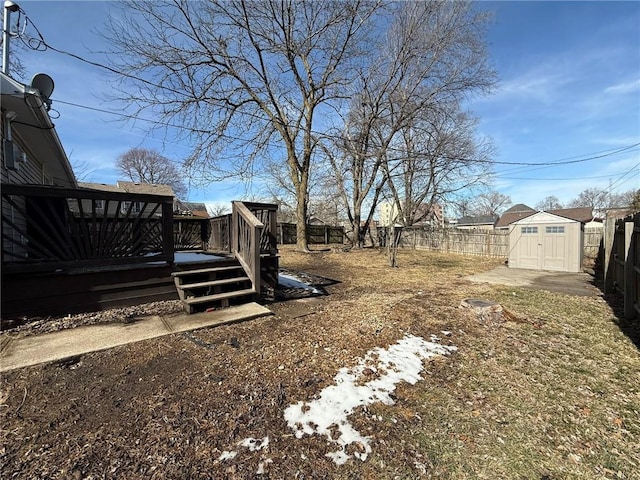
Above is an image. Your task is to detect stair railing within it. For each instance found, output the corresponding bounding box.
[231,201,264,293]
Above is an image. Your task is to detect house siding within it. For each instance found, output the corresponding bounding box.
[2,118,57,261]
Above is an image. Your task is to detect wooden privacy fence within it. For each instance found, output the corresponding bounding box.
[603,213,639,320]
[584,227,603,259]
[277,223,344,245]
[377,226,509,258]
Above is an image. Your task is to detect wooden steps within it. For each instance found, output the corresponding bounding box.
[172,263,255,314]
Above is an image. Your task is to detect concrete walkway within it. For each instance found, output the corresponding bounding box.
[466,266,599,297]
[0,302,272,372]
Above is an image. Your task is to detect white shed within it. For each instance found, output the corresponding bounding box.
[508,211,584,272]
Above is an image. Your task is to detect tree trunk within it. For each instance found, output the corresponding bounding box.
[295,182,309,252]
[351,213,363,248]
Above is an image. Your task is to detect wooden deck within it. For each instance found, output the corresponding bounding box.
[1,252,241,318]
[1,185,279,319]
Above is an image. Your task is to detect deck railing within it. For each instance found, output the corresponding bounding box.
[209,214,232,253]
[2,185,278,297]
[174,217,210,251]
[231,201,264,293]
[209,204,277,256]
[1,184,174,273]
[241,202,278,255]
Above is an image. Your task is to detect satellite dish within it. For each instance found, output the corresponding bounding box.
[30,73,55,100]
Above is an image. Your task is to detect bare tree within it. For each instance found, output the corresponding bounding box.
[321,88,390,247]
[117,147,187,198]
[630,189,640,212]
[104,0,380,252]
[452,197,475,218]
[474,190,512,216]
[568,187,638,214]
[383,106,493,227]
[324,1,495,245]
[608,189,637,209]
[207,203,231,217]
[535,196,563,211]
[70,157,95,182]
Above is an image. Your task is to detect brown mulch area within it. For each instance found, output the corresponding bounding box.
[0,301,185,338]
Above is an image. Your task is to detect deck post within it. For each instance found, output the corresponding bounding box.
[162,200,175,263]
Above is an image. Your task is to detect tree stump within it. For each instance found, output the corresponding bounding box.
[460,298,504,326]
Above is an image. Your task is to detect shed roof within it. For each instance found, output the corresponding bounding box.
[510,211,580,225]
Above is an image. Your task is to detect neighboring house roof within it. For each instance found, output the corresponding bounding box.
[1,72,75,187]
[456,215,498,226]
[495,204,536,228]
[605,207,635,220]
[505,203,535,213]
[175,199,209,218]
[79,181,175,197]
[547,207,593,223]
[308,215,328,225]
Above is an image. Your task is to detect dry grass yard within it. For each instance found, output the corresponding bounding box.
[1,246,638,479]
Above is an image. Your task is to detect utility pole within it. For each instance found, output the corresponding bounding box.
[2,1,20,75]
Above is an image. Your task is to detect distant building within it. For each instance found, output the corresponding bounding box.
[455,215,498,230]
[378,201,443,228]
[78,181,175,217]
[174,199,210,218]
[379,202,399,227]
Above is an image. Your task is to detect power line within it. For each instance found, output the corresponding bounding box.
[54,99,212,135]
[17,6,640,169]
[603,161,640,192]
[53,98,640,168]
[495,168,640,181]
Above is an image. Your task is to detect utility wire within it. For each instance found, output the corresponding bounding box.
[53,99,640,168]
[16,6,640,169]
[496,169,639,181]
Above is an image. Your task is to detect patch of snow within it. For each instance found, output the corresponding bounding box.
[218,436,269,462]
[278,273,322,294]
[239,436,269,452]
[218,450,238,461]
[256,458,273,475]
[284,334,457,465]
[174,252,227,264]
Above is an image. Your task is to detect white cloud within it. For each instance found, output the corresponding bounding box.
[496,70,571,104]
[604,79,640,95]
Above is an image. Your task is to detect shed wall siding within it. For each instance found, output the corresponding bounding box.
[508,213,583,272]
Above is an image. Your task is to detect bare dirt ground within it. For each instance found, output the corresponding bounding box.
[1,247,638,479]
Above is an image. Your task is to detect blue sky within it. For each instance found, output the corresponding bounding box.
[11,1,640,212]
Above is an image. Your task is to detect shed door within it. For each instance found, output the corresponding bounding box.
[541,225,568,271]
[517,226,541,269]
